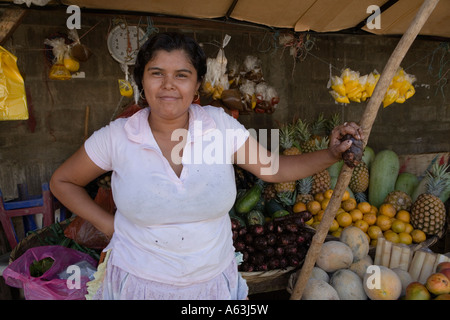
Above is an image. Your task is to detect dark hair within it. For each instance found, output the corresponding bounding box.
[133,32,207,93]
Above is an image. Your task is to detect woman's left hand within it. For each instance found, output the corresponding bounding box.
[328,121,364,160]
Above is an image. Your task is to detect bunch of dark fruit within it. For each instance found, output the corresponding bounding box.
[231,210,314,272]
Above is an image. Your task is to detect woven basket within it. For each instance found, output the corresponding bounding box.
[9,218,74,264]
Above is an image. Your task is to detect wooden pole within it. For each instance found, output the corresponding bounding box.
[290,0,440,300]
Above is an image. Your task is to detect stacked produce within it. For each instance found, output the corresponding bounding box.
[287,225,450,300]
[328,67,416,107]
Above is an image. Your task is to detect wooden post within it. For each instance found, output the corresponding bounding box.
[290,0,441,300]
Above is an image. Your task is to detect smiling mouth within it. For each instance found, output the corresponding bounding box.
[159,96,179,101]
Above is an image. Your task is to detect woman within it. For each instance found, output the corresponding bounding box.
[50,32,362,300]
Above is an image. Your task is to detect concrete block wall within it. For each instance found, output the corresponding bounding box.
[0,8,449,200]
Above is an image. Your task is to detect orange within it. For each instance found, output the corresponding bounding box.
[349,209,363,222]
[329,219,340,232]
[370,239,378,247]
[341,198,357,212]
[315,209,325,222]
[321,198,330,210]
[367,225,383,240]
[336,212,353,228]
[379,203,396,218]
[354,219,369,233]
[369,205,378,215]
[391,219,406,233]
[395,210,411,224]
[307,200,322,215]
[404,223,413,234]
[376,214,392,231]
[305,217,314,226]
[324,189,334,199]
[398,232,413,245]
[331,229,342,238]
[314,192,325,202]
[411,229,426,243]
[363,212,377,226]
[384,230,399,243]
[293,201,307,213]
[342,190,351,201]
[357,202,372,214]
[311,221,321,230]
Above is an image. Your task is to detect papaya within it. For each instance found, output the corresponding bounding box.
[368,150,400,208]
[395,172,419,196]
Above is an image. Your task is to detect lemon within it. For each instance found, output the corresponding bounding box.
[336,212,352,228]
[411,229,426,243]
[395,210,411,224]
[384,230,399,243]
[398,232,413,245]
[307,200,322,215]
[341,198,357,212]
[357,202,372,214]
[391,219,406,233]
[349,209,363,222]
[353,219,369,233]
[379,203,396,218]
[376,214,392,231]
[367,225,383,240]
[329,219,339,232]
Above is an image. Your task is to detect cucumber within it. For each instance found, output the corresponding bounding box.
[234,181,264,215]
[368,150,400,208]
[395,172,419,197]
[246,209,265,225]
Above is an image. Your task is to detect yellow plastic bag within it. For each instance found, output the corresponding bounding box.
[0,46,28,120]
[118,79,133,98]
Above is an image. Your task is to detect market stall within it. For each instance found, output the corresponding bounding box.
[0,0,449,301]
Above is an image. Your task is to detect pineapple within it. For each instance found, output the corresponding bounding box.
[384,190,412,211]
[309,113,327,142]
[263,183,276,201]
[410,162,450,236]
[354,191,368,203]
[274,123,301,196]
[296,176,314,204]
[294,118,313,153]
[325,112,341,137]
[349,161,370,193]
[310,138,331,195]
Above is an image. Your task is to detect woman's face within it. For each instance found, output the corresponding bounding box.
[142,49,200,121]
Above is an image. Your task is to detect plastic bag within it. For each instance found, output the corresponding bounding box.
[64,187,115,249]
[0,46,28,120]
[3,245,98,300]
[202,35,231,100]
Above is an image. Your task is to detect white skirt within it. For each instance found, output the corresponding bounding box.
[86,250,248,300]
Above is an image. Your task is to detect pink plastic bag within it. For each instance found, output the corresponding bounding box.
[3,245,98,300]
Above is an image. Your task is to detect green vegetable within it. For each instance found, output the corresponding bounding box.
[29,257,54,278]
[246,210,265,225]
[234,180,264,215]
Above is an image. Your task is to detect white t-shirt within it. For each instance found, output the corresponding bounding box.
[84,104,249,285]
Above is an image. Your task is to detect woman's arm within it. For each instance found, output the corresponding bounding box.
[234,122,363,183]
[49,146,114,237]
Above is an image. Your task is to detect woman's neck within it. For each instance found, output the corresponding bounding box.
[148,111,189,135]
